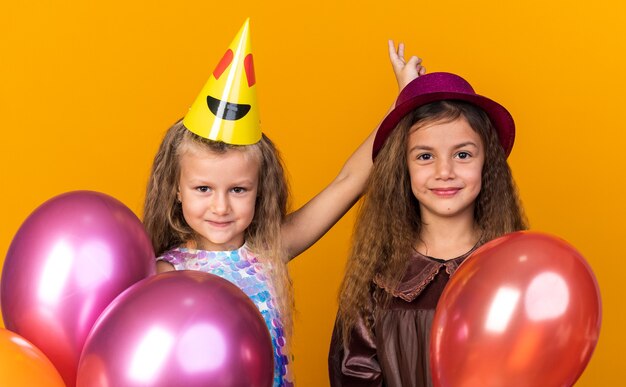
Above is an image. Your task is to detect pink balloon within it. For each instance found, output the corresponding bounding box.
[76,271,273,387]
[430,231,601,387]
[1,191,156,386]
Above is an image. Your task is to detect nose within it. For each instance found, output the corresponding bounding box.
[435,158,455,180]
[209,191,230,215]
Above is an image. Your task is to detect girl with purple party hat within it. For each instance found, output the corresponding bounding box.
[329,42,527,386]
[143,20,425,386]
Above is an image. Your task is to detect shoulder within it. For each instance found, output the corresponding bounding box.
[373,251,449,302]
[156,260,176,273]
[240,244,262,263]
[156,247,184,273]
[157,246,189,267]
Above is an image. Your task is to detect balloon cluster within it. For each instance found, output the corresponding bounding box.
[430,231,601,387]
[1,191,273,386]
[1,192,602,386]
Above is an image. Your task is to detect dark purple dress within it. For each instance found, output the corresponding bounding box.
[329,249,473,387]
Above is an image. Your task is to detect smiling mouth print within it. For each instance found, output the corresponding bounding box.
[206,95,251,121]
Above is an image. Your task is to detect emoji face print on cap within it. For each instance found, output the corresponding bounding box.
[184,18,261,145]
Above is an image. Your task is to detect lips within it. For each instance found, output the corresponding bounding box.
[206,220,233,228]
[431,188,461,197]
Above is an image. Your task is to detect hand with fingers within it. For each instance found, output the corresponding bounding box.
[388,40,426,91]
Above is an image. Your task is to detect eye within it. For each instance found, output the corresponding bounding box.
[417,153,433,161]
[231,187,247,194]
[456,151,471,160]
[195,186,210,193]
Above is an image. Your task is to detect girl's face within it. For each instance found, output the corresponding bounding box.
[406,116,484,223]
[177,144,259,251]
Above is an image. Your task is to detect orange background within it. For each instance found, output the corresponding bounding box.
[1,1,623,385]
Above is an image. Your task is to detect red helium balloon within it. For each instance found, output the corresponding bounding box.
[430,231,601,387]
[1,191,156,387]
[76,270,273,387]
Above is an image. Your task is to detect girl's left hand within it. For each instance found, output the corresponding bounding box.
[388,40,426,91]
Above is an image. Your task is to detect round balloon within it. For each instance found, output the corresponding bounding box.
[0,328,65,386]
[76,270,273,387]
[430,231,601,387]
[1,190,156,386]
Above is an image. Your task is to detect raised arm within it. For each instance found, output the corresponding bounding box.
[281,42,425,260]
[280,123,375,260]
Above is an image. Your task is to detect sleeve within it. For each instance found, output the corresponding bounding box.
[155,249,182,270]
[328,313,383,387]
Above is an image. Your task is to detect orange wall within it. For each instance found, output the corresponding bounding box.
[1,1,623,385]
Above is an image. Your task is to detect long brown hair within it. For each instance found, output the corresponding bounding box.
[337,101,527,344]
[143,119,294,335]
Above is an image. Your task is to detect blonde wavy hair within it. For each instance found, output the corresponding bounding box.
[337,101,527,345]
[143,119,294,335]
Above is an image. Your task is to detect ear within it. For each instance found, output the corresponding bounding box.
[176,189,182,203]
